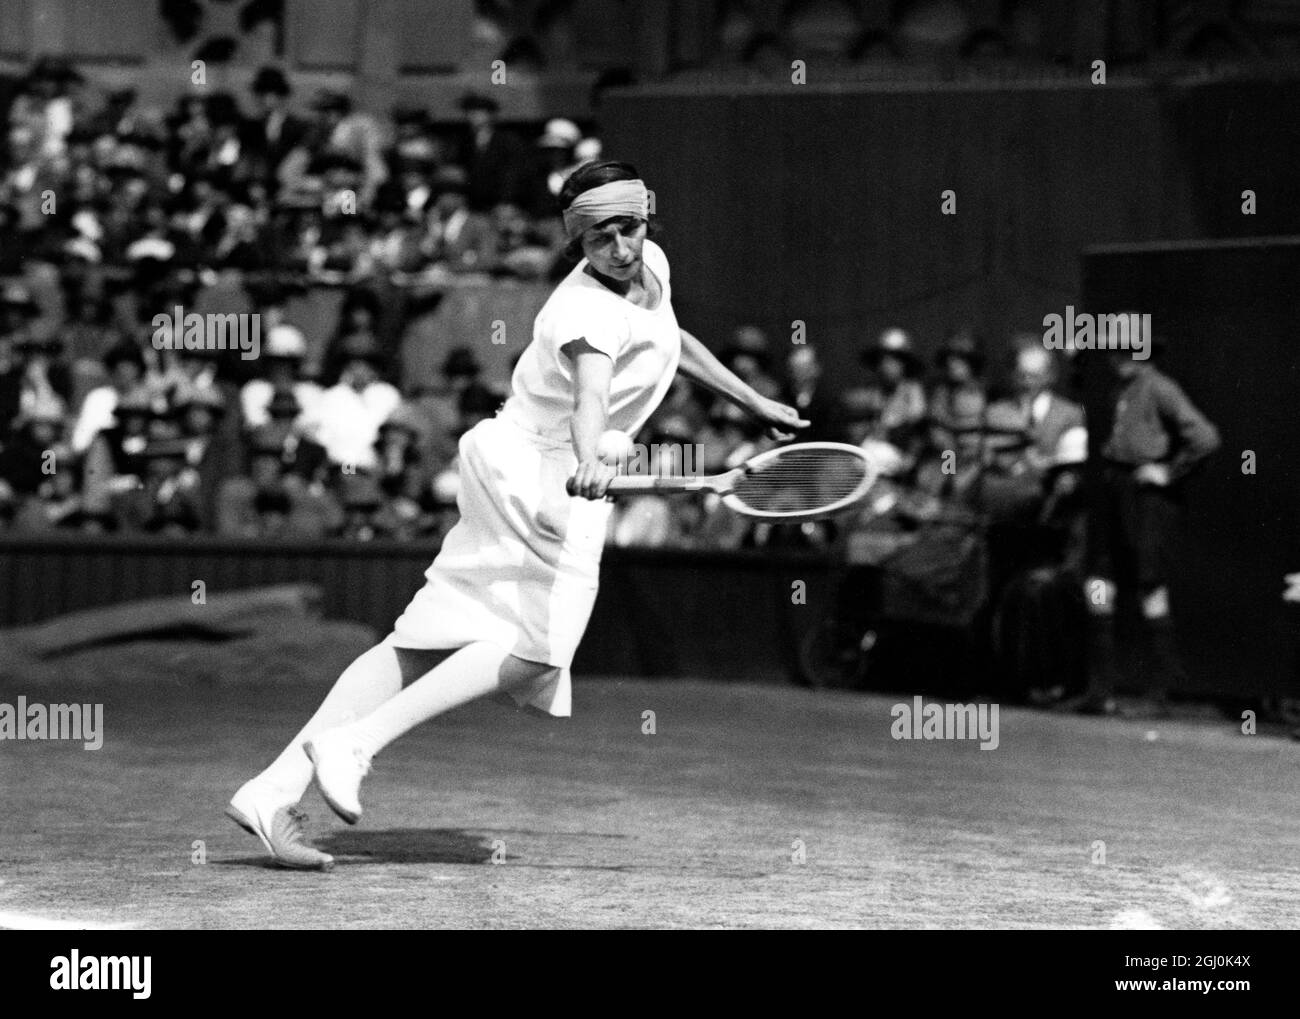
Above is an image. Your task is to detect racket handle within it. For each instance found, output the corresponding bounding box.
[606,475,709,493]
[566,475,671,496]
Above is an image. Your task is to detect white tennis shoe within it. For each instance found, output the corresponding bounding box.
[226,781,335,871]
[303,729,372,825]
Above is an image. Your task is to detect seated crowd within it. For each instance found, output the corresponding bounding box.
[0,57,1086,550]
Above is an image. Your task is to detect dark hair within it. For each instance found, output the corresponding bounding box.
[558,160,655,261]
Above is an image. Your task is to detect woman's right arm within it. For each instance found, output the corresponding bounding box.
[564,340,618,500]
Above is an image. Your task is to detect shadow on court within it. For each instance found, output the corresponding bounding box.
[317,828,495,865]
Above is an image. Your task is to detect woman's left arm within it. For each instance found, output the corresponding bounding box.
[677,328,808,440]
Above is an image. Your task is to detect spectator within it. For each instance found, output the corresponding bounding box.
[70,339,147,454]
[781,343,838,441]
[458,92,528,212]
[242,66,309,198]
[306,333,401,470]
[484,201,560,280]
[983,341,1088,527]
[856,327,927,464]
[112,438,203,535]
[421,165,492,271]
[308,90,388,209]
[216,426,341,539]
[524,117,583,217]
[240,323,322,429]
[0,392,68,502]
[925,328,988,460]
[411,345,490,464]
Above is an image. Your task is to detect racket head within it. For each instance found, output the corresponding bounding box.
[719,441,879,522]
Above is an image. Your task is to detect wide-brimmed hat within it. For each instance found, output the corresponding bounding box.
[0,281,41,316]
[311,89,351,115]
[441,345,481,378]
[393,104,432,128]
[459,91,500,114]
[860,328,919,370]
[264,323,307,359]
[935,329,985,373]
[538,118,581,149]
[265,388,302,419]
[251,66,291,97]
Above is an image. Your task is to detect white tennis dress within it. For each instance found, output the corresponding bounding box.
[390,239,681,715]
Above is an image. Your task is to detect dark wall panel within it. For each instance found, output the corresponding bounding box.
[1082,239,1300,695]
[601,81,1300,393]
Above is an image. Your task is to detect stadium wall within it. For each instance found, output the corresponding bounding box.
[0,535,832,684]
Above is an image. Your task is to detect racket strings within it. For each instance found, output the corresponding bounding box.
[729,449,870,514]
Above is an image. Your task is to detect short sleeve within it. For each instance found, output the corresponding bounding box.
[542,288,630,361]
[643,239,670,287]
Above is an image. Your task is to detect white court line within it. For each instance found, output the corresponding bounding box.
[0,910,135,931]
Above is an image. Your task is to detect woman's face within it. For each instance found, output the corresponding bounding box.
[580,216,646,282]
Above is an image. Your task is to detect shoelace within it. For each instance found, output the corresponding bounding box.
[284,806,310,840]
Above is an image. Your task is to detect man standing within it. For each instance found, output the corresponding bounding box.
[1078,337,1220,715]
[243,67,308,198]
[458,92,528,213]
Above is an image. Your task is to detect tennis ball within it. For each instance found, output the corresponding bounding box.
[596,429,634,465]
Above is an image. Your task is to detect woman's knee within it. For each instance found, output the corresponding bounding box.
[498,653,552,687]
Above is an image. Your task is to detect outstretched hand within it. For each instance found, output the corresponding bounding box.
[749,397,810,442]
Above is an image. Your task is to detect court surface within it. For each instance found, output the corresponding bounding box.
[2,675,1297,929]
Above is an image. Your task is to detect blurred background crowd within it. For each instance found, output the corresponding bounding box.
[0,54,1089,551]
[0,55,591,542]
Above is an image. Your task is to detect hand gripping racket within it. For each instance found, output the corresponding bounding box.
[601,441,879,522]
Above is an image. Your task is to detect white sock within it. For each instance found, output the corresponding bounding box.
[344,641,534,758]
[249,641,405,802]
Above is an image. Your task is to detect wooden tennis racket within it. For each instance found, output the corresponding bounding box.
[596,441,879,523]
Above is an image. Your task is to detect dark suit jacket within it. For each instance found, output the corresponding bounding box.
[460,127,530,211]
[240,112,312,186]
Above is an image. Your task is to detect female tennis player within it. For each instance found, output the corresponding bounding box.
[227,161,809,868]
